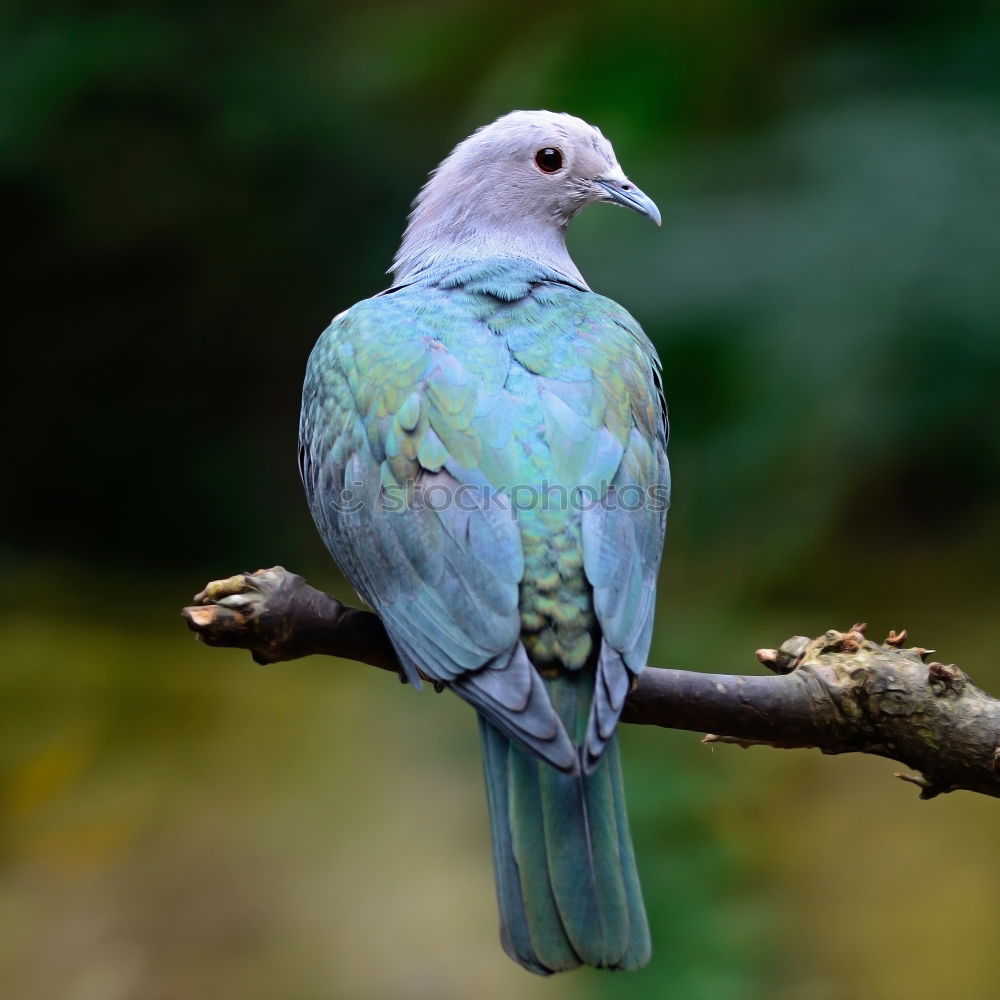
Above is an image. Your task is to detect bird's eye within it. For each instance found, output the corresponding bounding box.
[534,148,564,173]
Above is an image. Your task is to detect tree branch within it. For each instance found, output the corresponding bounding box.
[182,567,1000,801]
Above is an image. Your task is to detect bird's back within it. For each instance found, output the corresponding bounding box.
[300,254,667,703]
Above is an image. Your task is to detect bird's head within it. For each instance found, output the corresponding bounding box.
[393,110,659,285]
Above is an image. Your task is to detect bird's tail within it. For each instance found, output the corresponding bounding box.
[478,680,650,974]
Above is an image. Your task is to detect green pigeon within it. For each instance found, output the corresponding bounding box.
[299,110,668,973]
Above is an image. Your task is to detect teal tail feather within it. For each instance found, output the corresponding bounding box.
[478,698,651,974]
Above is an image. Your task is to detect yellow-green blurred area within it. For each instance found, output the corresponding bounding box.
[4,0,1000,997]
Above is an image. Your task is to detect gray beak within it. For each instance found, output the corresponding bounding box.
[595,177,661,226]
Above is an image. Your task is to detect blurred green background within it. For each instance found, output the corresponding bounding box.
[4,1,1000,997]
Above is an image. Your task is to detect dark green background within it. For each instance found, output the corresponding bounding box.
[4,2,1000,998]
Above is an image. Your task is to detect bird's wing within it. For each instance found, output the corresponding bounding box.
[500,286,669,768]
[299,278,578,771]
[574,295,669,768]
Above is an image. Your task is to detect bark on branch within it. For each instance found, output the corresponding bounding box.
[182,566,1000,801]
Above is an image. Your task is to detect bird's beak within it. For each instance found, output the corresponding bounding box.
[594,176,661,227]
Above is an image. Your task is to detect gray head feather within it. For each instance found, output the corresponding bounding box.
[392,110,658,288]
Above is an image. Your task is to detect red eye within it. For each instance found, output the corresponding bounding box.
[534,148,563,173]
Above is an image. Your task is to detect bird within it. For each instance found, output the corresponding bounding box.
[299,110,668,974]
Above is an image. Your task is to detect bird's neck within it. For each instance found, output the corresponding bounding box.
[392,209,587,288]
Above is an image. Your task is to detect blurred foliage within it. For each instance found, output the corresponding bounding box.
[3,1,1000,998]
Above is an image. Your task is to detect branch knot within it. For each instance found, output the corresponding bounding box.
[927,661,967,697]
